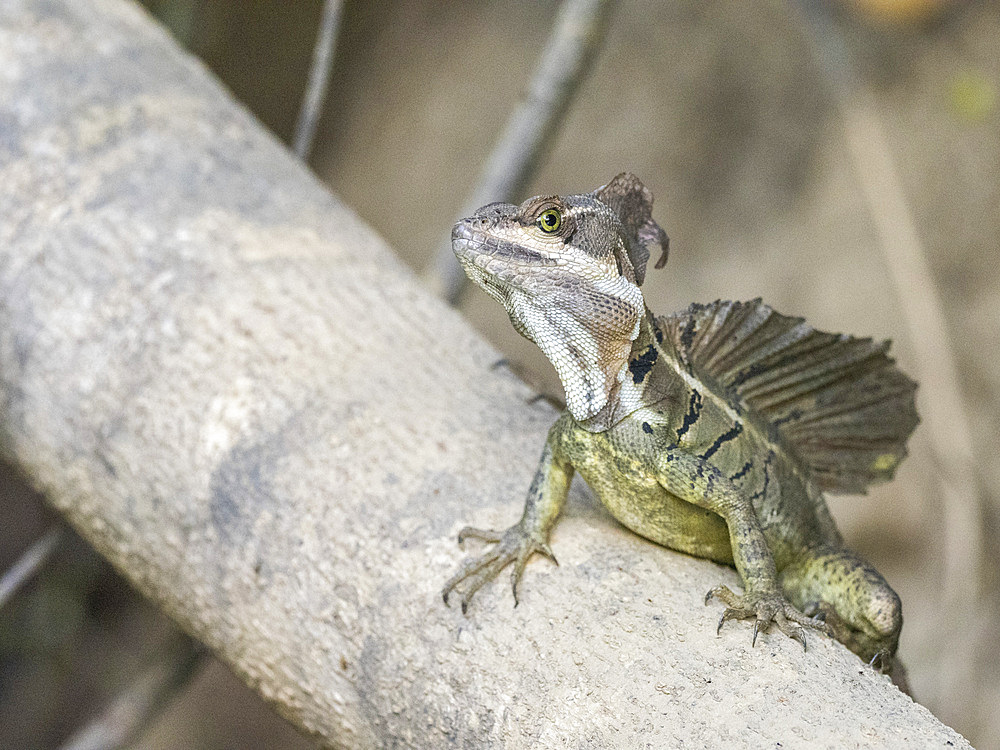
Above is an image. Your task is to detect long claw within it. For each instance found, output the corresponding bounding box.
[869,649,890,671]
[716,607,742,635]
[539,542,558,564]
[510,562,523,606]
[790,627,808,652]
[752,619,763,647]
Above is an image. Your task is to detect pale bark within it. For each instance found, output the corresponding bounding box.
[0,1,970,748]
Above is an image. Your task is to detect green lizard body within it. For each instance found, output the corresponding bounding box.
[443,174,918,665]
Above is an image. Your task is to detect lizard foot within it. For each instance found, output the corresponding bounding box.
[441,523,557,614]
[705,585,830,651]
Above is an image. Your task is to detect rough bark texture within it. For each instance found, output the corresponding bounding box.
[0,1,972,748]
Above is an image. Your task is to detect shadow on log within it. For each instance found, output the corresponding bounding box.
[0,0,970,747]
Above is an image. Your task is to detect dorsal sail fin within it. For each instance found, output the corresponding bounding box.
[659,299,919,494]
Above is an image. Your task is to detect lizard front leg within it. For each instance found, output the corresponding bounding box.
[442,416,574,613]
[655,449,828,649]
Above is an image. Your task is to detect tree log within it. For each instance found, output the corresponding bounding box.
[0,1,970,747]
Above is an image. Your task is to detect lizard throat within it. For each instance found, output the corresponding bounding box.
[509,276,644,429]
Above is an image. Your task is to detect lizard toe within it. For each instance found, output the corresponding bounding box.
[716,604,753,635]
[772,611,809,651]
[705,584,739,607]
[786,624,808,651]
[457,526,503,545]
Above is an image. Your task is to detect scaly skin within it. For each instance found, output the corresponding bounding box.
[442,174,912,665]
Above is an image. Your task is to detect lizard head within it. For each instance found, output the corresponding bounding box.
[452,173,669,425]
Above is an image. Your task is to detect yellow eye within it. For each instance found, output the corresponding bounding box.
[537,208,562,234]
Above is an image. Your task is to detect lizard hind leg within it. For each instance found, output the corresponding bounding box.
[779,546,902,667]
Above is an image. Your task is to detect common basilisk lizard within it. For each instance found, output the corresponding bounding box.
[442,173,918,665]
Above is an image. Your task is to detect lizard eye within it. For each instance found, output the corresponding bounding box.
[536,208,562,234]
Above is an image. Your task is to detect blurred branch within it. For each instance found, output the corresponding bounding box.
[292,0,345,160]
[58,633,205,750]
[147,0,199,49]
[424,0,618,302]
[794,0,985,726]
[0,525,61,609]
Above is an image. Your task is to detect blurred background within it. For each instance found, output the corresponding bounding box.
[1,0,997,747]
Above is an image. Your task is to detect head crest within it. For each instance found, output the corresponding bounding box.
[592,173,669,285]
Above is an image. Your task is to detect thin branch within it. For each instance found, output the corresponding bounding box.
[425,0,618,302]
[0,525,62,609]
[292,0,345,160]
[58,634,205,750]
[794,0,984,725]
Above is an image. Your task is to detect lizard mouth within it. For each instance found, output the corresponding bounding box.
[450,219,489,264]
[451,220,512,302]
[451,219,554,284]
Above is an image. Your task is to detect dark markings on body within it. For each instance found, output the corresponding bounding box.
[629,344,659,384]
[700,422,744,461]
[730,460,754,482]
[772,408,804,427]
[731,361,767,388]
[675,390,703,440]
[679,316,697,353]
[750,450,776,502]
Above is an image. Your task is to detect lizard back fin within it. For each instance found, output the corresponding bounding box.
[660,299,918,494]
